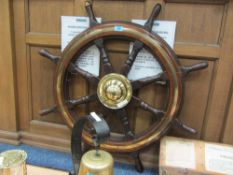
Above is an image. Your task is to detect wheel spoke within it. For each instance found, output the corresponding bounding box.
[120,3,161,76]
[69,63,99,85]
[85,1,114,74]
[143,4,161,32]
[95,39,114,74]
[39,49,60,63]
[131,72,167,90]
[133,152,144,173]
[121,41,143,76]
[116,109,135,138]
[132,96,165,119]
[173,118,197,134]
[85,1,98,27]
[39,94,97,116]
[69,93,97,107]
[39,105,57,116]
[181,62,208,77]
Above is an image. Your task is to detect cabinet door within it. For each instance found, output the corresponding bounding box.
[7,0,233,165]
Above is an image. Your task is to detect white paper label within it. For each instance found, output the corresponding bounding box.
[127,20,176,81]
[90,112,101,122]
[132,20,176,49]
[0,156,4,166]
[61,16,101,76]
[205,144,233,174]
[165,139,196,169]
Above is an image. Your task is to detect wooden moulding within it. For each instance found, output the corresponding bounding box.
[26,32,60,47]
[94,0,228,4]
[94,0,145,1]
[0,130,21,145]
[164,0,229,4]
[25,33,221,59]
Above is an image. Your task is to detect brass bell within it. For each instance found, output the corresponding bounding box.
[79,150,113,175]
[71,112,113,175]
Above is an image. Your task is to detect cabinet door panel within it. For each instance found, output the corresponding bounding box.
[4,0,232,167]
[29,0,73,33]
[165,3,224,44]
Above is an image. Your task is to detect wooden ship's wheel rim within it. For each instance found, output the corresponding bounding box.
[38,2,207,171]
[54,22,183,153]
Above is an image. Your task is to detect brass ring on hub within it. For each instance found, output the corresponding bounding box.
[97,73,132,109]
[55,22,183,153]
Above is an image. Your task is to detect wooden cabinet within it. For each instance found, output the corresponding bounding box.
[0,0,232,167]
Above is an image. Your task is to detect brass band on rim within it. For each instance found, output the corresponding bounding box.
[97,73,132,109]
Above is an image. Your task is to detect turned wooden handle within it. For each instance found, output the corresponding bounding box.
[39,49,60,63]
[85,0,98,26]
[132,96,165,118]
[174,118,197,134]
[39,106,57,116]
[144,3,162,32]
[133,153,144,173]
[182,62,208,75]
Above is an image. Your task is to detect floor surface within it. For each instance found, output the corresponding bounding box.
[0,143,156,175]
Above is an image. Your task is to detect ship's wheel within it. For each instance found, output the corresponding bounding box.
[38,1,208,172]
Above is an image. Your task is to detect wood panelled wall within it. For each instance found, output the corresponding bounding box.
[0,0,233,167]
[0,0,19,144]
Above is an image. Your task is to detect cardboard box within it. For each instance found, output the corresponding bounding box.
[159,136,233,175]
[27,165,69,175]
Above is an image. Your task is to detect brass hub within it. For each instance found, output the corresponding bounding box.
[97,73,132,109]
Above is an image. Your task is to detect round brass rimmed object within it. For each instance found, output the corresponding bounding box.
[97,73,132,109]
[0,150,27,175]
[55,22,183,152]
[0,150,27,169]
